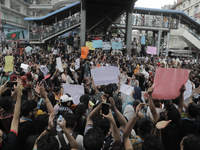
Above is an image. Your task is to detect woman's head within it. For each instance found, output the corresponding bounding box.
[132,74,136,80]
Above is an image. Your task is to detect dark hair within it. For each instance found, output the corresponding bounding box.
[37,135,59,150]
[63,113,77,128]
[142,134,164,150]
[37,72,44,82]
[21,100,37,117]
[84,127,104,150]
[0,96,13,112]
[1,89,12,97]
[114,97,122,113]
[132,100,141,111]
[138,119,154,138]
[182,134,200,150]
[74,103,87,120]
[94,114,110,137]
[47,92,56,107]
[187,103,200,118]
[40,102,48,113]
[80,94,89,109]
[34,114,49,135]
[105,84,113,98]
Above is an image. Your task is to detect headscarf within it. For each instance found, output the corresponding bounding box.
[132,86,142,102]
[21,76,27,87]
[26,72,33,82]
[10,75,17,82]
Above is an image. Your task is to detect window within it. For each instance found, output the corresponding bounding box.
[188,0,191,5]
[196,6,199,12]
[187,10,190,15]
[183,4,185,8]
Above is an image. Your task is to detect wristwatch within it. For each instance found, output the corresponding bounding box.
[45,126,51,132]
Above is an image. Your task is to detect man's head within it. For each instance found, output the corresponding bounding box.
[34,114,49,135]
[138,119,154,139]
[63,113,77,129]
[37,135,59,150]
[186,103,200,118]
[21,100,37,119]
[94,114,110,137]
[180,134,200,150]
[60,94,73,107]
[142,134,164,150]
[0,96,14,112]
[84,127,104,150]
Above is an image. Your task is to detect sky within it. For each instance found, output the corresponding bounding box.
[135,0,177,9]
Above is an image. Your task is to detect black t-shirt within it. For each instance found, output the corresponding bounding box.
[173,118,200,150]
[18,121,37,150]
[0,130,17,150]
[25,134,38,150]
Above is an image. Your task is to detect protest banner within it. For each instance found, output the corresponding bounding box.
[120,84,134,95]
[4,56,13,72]
[141,36,145,45]
[81,47,89,59]
[102,42,112,50]
[91,66,120,86]
[63,84,84,105]
[112,41,122,50]
[147,46,157,55]
[152,68,189,100]
[93,40,102,48]
[56,57,64,72]
[86,41,95,50]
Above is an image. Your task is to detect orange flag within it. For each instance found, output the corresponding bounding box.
[97,64,101,67]
[81,47,89,59]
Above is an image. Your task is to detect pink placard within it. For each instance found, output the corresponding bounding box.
[147,46,157,55]
[152,68,189,100]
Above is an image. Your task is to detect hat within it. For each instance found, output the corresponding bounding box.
[60,95,73,103]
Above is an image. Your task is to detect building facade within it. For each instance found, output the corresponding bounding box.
[0,0,78,50]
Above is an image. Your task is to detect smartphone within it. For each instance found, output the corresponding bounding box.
[102,102,110,115]
[6,82,17,88]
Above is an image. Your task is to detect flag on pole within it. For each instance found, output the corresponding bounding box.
[6,31,21,40]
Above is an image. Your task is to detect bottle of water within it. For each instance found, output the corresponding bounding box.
[56,115,63,132]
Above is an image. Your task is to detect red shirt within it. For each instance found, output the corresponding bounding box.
[94,37,101,40]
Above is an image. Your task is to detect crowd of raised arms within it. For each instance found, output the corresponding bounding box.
[0,36,200,150]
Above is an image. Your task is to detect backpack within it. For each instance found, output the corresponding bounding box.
[58,131,78,150]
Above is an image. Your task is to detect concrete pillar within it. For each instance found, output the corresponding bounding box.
[126,11,132,54]
[165,32,170,57]
[157,30,161,56]
[80,0,86,47]
[152,31,156,46]
[5,0,10,8]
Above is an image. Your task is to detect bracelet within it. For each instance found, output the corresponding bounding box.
[45,126,51,132]
[45,100,50,103]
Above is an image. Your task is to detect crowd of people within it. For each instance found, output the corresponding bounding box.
[0,38,200,150]
[29,11,81,41]
[116,14,179,29]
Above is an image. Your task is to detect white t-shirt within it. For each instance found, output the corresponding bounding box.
[52,48,59,55]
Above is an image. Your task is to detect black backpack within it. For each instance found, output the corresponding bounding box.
[58,131,78,150]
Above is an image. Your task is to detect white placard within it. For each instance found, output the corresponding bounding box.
[56,57,64,72]
[63,84,84,105]
[75,58,80,70]
[91,66,120,86]
[20,63,29,73]
[184,80,192,100]
[40,65,49,76]
[102,42,112,50]
[120,84,134,95]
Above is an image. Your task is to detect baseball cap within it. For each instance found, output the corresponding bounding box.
[60,95,73,103]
